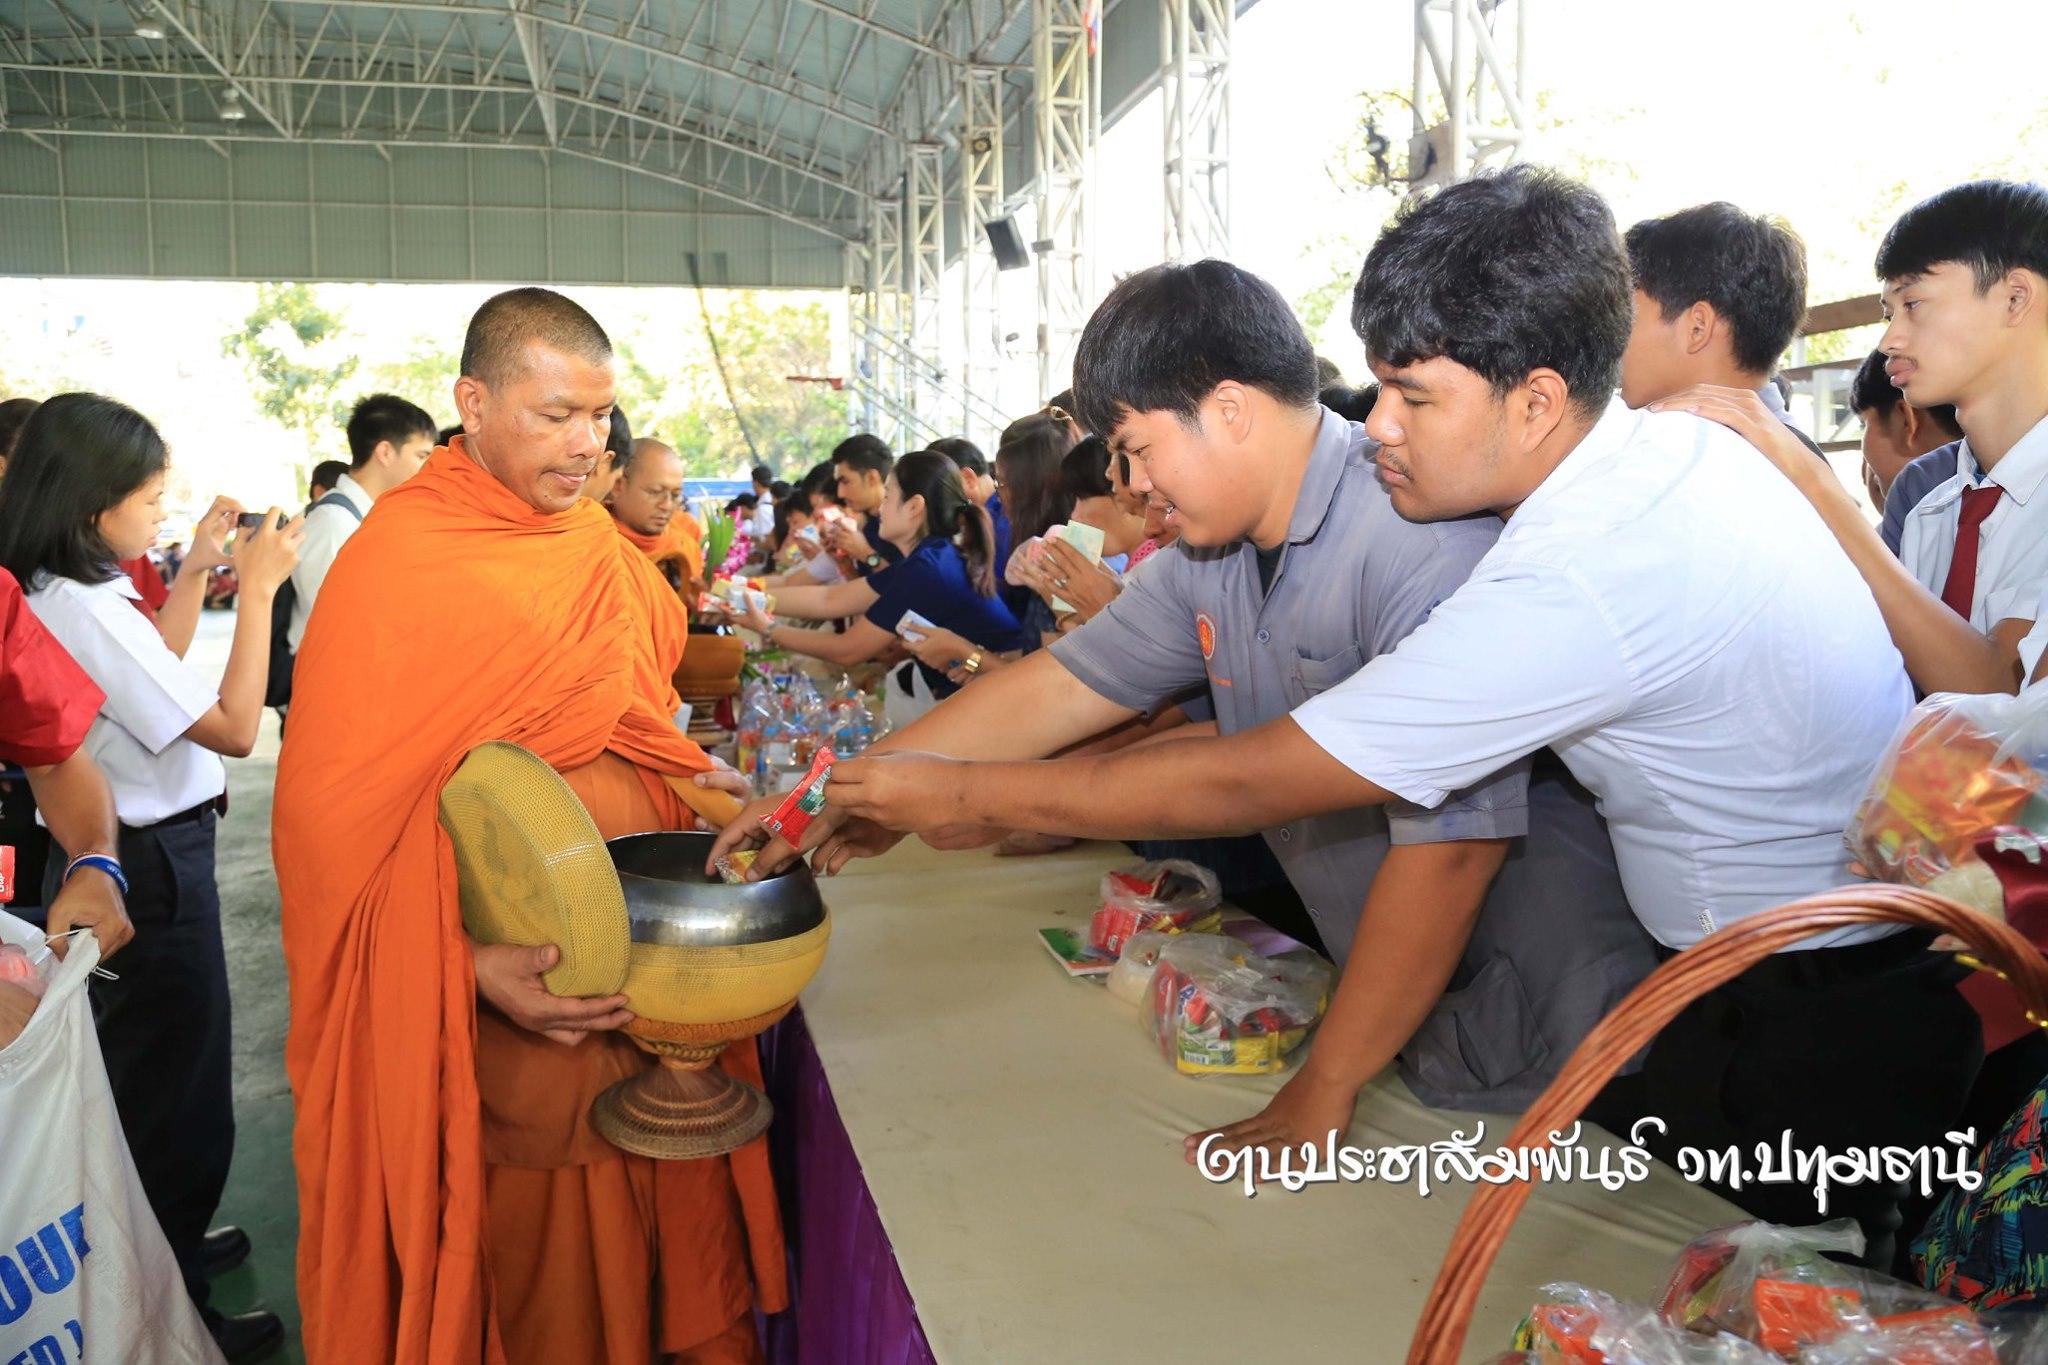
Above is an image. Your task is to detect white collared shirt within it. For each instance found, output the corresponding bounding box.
[1292,399,1913,952]
[287,471,374,650]
[25,572,225,826]
[1897,414,2048,632]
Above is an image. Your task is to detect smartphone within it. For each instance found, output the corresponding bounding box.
[234,512,284,532]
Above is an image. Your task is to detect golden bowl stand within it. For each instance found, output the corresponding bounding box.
[590,1002,796,1160]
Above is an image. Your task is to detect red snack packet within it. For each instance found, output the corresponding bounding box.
[763,748,835,844]
[1753,1278,1863,1355]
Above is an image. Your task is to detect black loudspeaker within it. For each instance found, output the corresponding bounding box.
[985,215,1030,271]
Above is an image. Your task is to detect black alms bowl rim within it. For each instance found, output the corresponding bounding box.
[605,831,828,947]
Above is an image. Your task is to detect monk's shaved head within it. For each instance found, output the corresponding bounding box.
[460,287,613,389]
[612,437,686,536]
[620,436,676,480]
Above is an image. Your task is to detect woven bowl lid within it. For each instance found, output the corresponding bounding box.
[437,741,630,998]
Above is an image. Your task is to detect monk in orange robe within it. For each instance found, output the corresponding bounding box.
[609,436,705,593]
[273,287,785,1365]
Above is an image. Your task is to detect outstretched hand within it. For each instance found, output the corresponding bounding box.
[1647,384,1824,489]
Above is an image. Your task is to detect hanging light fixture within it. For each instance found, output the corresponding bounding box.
[133,20,165,39]
[219,88,246,121]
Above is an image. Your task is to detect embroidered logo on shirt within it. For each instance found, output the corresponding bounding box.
[1196,612,1217,661]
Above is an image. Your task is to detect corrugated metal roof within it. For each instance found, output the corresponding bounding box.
[0,0,1224,284]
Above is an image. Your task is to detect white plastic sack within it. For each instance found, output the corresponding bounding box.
[0,911,221,1364]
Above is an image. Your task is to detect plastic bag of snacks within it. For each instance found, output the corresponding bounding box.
[1105,929,1177,1006]
[1143,935,1331,1077]
[1847,690,2048,888]
[1089,859,1223,956]
[1509,1283,1776,1363]
[1658,1219,2001,1358]
[1658,1219,1867,1344]
[1794,1307,2018,1364]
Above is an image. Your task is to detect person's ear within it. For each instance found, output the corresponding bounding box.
[374,439,397,470]
[2003,268,2040,328]
[454,375,487,432]
[1514,369,1573,452]
[1684,301,1716,357]
[903,492,925,524]
[1207,381,1254,443]
[1898,403,1922,446]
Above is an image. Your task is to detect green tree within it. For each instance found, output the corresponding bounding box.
[614,292,846,479]
[368,336,460,427]
[222,283,358,469]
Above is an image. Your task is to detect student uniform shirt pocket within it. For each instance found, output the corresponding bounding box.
[1290,643,1364,705]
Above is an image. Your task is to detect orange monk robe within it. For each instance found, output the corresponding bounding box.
[274,439,785,1365]
[615,510,705,595]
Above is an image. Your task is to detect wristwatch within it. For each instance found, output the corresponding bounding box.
[961,649,985,676]
[862,552,884,570]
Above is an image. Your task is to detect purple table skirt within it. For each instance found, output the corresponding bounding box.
[757,1006,937,1365]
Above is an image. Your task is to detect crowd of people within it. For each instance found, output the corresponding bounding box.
[0,165,2043,1363]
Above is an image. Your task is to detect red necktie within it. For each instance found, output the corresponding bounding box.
[1940,484,2004,619]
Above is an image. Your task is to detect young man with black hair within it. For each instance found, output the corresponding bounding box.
[825,433,903,573]
[747,462,777,538]
[762,170,1971,1268]
[1847,347,1963,536]
[1620,202,1824,455]
[1659,180,2048,701]
[718,256,1655,1143]
[1668,181,2048,1215]
[286,393,436,651]
[931,436,1010,564]
[306,458,350,507]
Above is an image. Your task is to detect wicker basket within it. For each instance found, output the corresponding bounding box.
[1406,885,2048,1365]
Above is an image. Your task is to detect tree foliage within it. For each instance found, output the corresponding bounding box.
[221,283,358,461]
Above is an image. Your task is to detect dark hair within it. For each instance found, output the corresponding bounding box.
[1624,203,1807,375]
[892,450,998,597]
[0,397,38,457]
[994,410,1078,545]
[0,393,169,586]
[1313,355,1344,389]
[437,423,464,446]
[1060,435,1115,500]
[604,406,633,469]
[309,458,350,495]
[1318,382,1382,425]
[1352,166,1632,417]
[1073,260,1319,437]
[800,460,840,507]
[831,439,888,478]
[750,463,774,485]
[1848,348,1962,437]
[1876,180,2048,289]
[768,491,811,555]
[768,479,792,500]
[460,286,613,387]
[346,392,437,468]
[725,492,760,514]
[928,436,989,477]
[830,433,893,480]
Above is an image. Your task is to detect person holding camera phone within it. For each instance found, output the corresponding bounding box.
[0,393,304,1362]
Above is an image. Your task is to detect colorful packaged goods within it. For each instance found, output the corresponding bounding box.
[1506,1283,1776,1363]
[1141,935,1331,1077]
[762,747,834,845]
[713,849,758,885]
[1088,859,1223,956]
[1848,692,2048,887]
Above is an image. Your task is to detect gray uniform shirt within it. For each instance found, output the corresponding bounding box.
[1051,409,1656,1111]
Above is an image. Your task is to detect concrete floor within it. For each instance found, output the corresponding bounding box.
[190,609,307,1362]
